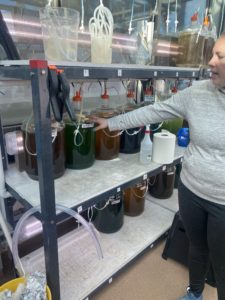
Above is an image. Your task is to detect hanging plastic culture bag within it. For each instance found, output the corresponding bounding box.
[89,0,114,64]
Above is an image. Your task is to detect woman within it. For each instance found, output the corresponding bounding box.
[93,33,225,300]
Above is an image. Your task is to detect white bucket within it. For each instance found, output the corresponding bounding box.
[39,7,80,61]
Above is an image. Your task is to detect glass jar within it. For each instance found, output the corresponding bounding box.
[119,92,144,154]
[64,114,95,169]
[120,126,144,154]
[21,116,65,180]
[92,105,120,160]
[124,180,147,216]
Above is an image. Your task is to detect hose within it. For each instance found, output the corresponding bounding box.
[12,204,103,276]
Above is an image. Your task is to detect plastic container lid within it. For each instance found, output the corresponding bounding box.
[171,86,177,93]
[73,91,82,102]
[144,87,153,95]
[177,127,190,147]
[203,16,209,26]
[145,125,151,134]
[177,127,189,137]
[127,89,135,98]
[101,90,109,100]
[191,12,198,22]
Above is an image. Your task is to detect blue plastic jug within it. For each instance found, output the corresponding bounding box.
[177,128,190,147]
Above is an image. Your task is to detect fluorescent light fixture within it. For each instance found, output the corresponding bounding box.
[3,17,41,28]
[156,49,180,55]
[9,30,137,51]
[157,42,179,49]
[4,17,137,43]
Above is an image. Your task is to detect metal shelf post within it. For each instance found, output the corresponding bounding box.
[29,60,60,300]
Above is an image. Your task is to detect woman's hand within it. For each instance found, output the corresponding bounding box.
[91,117,108,131]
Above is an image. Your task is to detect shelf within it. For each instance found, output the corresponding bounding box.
[20,200,175,300]
[199,68,212,79]
[5,146,185,214]
[0,60,200,80]
[146,189,179,214]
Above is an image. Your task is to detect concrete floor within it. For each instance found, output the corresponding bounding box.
[92,240,217,300]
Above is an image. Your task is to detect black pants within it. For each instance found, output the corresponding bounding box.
[178,180,225,300]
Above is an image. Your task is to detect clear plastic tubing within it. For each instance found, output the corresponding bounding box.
[0,147,12,251]
[12,204,103,276]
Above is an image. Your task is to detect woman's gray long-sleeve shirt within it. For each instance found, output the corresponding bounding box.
[108,80,225,205]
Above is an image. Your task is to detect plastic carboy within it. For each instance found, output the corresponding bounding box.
[148,166,175,199]
[92,192,124,233]
[123,180,147,217]
[119,90,144,154]
[64,114,95,170]
[177,12,204,67]
[21,115,65,180]
[92,90,120,160]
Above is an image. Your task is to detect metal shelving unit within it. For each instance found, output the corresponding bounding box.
[0,60,200,80]
[5,148,184,220]
[0,60,196,299]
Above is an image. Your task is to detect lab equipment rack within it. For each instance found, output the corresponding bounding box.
[0,60,199,300]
